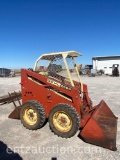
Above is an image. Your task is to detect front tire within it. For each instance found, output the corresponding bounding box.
[49,103,80,138]
[20,100,46,130]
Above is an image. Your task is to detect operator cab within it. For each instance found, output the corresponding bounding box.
[34,51,82,88]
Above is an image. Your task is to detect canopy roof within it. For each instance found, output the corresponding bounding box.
[40,51,82,61]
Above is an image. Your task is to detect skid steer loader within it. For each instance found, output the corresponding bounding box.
[9,51,118,151]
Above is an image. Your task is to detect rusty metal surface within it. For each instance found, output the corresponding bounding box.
[7,92,22,119]
[80,100,118,151]
[8,106,21,119]
[0,91,21,104]
[1,91,22,119]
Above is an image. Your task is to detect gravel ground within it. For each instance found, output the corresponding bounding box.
[0,75,120,160]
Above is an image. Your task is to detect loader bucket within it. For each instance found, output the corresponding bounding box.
[80,100,118,151]
[8,106,21,119]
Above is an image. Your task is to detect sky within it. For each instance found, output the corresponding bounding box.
[0,0,120,69]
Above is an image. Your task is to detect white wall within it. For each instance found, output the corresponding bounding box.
[93,59,120,75]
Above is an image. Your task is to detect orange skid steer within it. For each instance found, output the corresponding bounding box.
[9,51,118,151]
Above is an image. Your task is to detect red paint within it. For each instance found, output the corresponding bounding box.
[11,69,117,151]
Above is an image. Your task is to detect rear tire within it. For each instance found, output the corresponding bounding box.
[20,100,46,130]
[49,103,80,138]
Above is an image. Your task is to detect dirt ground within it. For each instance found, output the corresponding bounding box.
[0,75,120,160]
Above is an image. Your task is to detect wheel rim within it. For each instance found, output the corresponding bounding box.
[23,108,37,125]
[53,111,72,132]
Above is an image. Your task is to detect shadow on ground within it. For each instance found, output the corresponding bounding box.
[0,141,23,160]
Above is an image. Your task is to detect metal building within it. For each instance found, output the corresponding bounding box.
[0,68,11,77]
[92,55,120,75]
